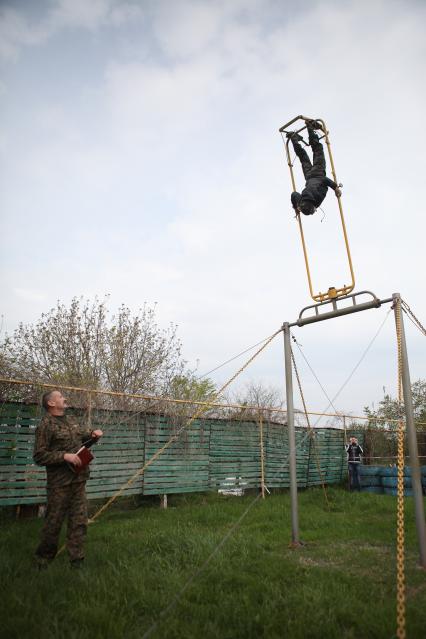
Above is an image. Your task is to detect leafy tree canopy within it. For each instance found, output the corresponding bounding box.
[364,379,426,425]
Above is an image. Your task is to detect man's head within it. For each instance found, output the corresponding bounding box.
[349,436,358,445]
[299,200,316,216]
[42,390,67,415]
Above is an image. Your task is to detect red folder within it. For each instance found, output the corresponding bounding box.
[72,446,94,474]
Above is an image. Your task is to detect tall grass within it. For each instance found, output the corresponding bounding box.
[1,488,425,639]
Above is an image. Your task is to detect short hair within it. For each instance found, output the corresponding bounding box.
[42,390,56,411]
[300,201,316,216]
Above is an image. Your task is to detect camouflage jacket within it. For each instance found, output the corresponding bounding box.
[33,413,93,487]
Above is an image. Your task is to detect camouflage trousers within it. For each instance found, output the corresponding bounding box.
[35,481,88,562]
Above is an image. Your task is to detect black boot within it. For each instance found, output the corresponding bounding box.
[305,119,323,131]
[286,131,304,143]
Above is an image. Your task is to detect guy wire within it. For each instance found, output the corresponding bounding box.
[292,308,391,428]
[141,428,313,639]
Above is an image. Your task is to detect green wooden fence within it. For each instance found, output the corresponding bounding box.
[0,403,357,506]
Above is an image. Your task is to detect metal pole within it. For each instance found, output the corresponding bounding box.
[393,293,426,568]
[283,323,300,544]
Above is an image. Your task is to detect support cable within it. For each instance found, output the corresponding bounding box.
[403,309,426,336]
[291,334,342,421]
[88,328,283,524]
[141,427,313,639]
[290,309,390,498]
[401,299,426,337]
[292,309,391,427]
[290,347,331,508]
[199,332,279,379]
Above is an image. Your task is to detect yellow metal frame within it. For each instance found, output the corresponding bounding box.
[279,115,355,303]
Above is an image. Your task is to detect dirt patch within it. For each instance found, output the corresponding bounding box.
[298,556,341,569]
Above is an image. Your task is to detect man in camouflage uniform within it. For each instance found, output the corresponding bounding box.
[33,390,103,568]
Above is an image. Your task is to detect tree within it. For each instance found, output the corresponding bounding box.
[161,374,218,426]
[224,381,285,423]
[364,379,426,424]
[0,298,187,404]
[363,379,426,463]
[169,375,216,405]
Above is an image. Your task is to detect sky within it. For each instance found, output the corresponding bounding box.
[1,0,425,419]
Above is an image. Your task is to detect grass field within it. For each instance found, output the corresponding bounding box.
[1,488,426,639]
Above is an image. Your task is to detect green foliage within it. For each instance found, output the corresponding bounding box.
[165,374,217,421]
[1,490,425,638]
[169,375,217,404]
[362,379,426,463]
[364,379,426,424]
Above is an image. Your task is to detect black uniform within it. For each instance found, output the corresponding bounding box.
[291,126,338,215]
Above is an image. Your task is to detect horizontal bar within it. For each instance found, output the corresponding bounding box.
[279,114,305,132]
[289,296,393,328]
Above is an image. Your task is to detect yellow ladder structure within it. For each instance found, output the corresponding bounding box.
[279,115,355,303]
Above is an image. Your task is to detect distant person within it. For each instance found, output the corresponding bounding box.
[33,390,103,569]
[287,120,342,216]
[345,436,364,491]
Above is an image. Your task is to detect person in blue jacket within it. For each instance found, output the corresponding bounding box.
[287,120,342,216]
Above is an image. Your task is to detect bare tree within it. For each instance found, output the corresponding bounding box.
[0,297,187,404]
[223,381,285,423]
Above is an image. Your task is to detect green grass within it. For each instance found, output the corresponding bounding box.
[1,488,426,639]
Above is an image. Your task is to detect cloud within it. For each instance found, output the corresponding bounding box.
[48,0,114,30]
[0,0,143,61]
[151,0,231,59]
[0,7,49,60]
[1,0,425,414]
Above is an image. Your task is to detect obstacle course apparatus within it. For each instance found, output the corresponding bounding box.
[280,116,426,637]
[0,116,424,638]
[279,115,355,302]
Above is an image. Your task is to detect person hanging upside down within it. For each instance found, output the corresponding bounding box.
[287,120,342,216]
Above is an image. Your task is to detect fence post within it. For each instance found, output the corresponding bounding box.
[341,416,346,481]
[259,412,265,499]
[306,428,312,487]
[87,391,92,431]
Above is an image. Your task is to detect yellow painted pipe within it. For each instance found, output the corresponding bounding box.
[281,116,355,302]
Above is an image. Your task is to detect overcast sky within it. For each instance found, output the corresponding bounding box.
[1,0,425,419]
